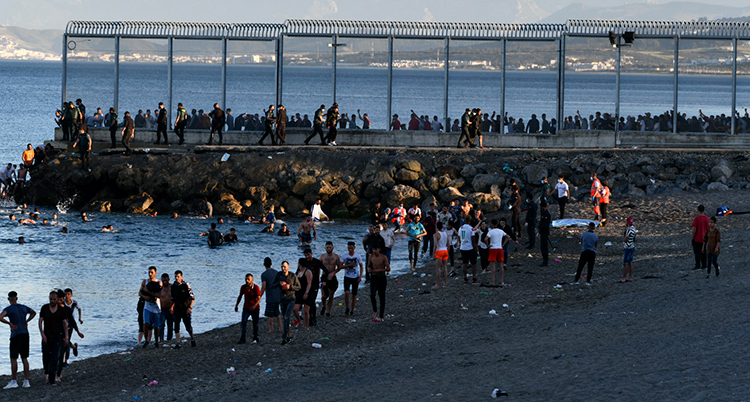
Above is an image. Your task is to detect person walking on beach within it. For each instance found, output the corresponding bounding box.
[406,215,426,271]
[341,241,363,316]
[62,289,83,366]
[300,248,326,327]
[171,270,196,348]
[207,103,225,145]
[432,222,450,289]
[538,201,551,267]
[555,176,569,219]
[0,291,36,389]
[305,104,326,145]
[259,105,276,145]
[319,242,342,317]
[260,257,282,334]
[104,107,118,148]
[39,290,68,385]
[174,103,188,145]
[600,180,611,226]
[620,217,636,282]
[272,261,300,345]
[368,245,390,322]
[572,222,598,286]
[704,216,721,278]
[139,266,163,349]
[691,205,709,270]
[121,111,134,156]
[155,102,168,145]
[235,273,261,344]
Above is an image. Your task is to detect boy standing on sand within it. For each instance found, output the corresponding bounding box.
[691,205,709,270]
[260,257,282,333]
[369,246,390,322]
[235,273,261,344]
[703,216,721,278]
[620,217,636,283]
[0,291,36,389]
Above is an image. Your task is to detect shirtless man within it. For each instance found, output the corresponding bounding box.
[298,216,316,245]
[368,246,391,322]
[138,267,163,348]
[319,242,342,317]
[158,274,173,342]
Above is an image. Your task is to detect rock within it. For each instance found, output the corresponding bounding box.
[421,193,438,213]
[171,200,186,210]
[472,174,500,193]
[426,177,440,192]
[707,182,730,191]
[460,165,478,179]
[292,175,316,195]
[385,184,421,206]
[711,160,733,181]
[116,168,142,193]
[245,187,269,204]
[642,165,659,176]
[437,166,459,179]
[241,200,252,208]
[363,183,385,198]
[447,177,465,189]
[84,200,111,213]
[330,203,352,219]
[438,187,463,202]
[226,176,247,193]
[628,186,646,197]
[636,156,653,166]
[215,193,243,216]
[401,160,422,173]
[394,168,420,182]
[125,192,154,214]
[522,164,548,184]
[468,192,503,213]
[438,174,451,188]
[490,184,502,198]
[284,197,306,216]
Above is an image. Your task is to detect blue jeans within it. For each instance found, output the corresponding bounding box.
[280,299,295,340]
[240,309,259,341]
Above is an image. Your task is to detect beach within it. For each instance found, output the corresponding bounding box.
[2,188,749,401]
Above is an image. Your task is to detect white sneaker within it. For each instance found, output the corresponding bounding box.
[331,141,337,146]
[569,282,579,285]
[22,380,29,388]
[585,282,592,286]
[3,381,18,389]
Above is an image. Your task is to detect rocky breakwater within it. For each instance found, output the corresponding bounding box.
[23,148,750,218]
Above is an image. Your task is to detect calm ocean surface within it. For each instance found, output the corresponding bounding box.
[0,60,747,373]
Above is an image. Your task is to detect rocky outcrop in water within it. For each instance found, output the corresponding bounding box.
[23,148,750,218]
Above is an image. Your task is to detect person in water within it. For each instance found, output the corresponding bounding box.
[277,223,291,236]
[199,223,223,247]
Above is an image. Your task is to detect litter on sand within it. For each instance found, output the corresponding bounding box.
[491,388,509,397]
[312,343,322,348]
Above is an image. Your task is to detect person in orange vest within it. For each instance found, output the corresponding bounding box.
[590,173,602,221]
[391,203,406,230]
[599,180,611,227]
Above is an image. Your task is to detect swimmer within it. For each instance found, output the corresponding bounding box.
[224,228,238,243]
[81,212,89,222]
[18,218,35,225]
[253,206,276,224]
[148,211,158,217]
[217,218,224,224]
[61,227,68,233]
[298,216,316,245]
[261,223,275,233]
[277,223,291,236]
[17,237,24,244]
[8,214,14,221]
[52,213,58,220]
[102,225,114,232]
[42,219,48,226]
[171,212,178,219]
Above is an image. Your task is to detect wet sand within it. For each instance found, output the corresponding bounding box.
[2,190,750,401]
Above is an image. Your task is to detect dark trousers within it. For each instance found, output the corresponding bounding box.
[479,247,490,270]
[526,223,536,247]
[159,311,173,341]
[448,246,455,267]
[707,253,719,274]
[305,123,325,144]
[457,127,470,147]
[80,150,90,170]
[558,196,568,219]
[408,240,420,266]
[109,126,118,147]
[326,126,338,143]
[62,122,73,141]
[42,333,64,384]
[421,235,434,254]
[122,131,133,155]
[174,122,186,144]
[512,209,522,238]
[540,234,549,263]
[259,125,276,145]
[600,202,608,221]
[280,298,294,340]
[156,123,168,144]
[209,125,223,145]
[173,309,192,336]
[370,275,387,319]
[240,309,259,341]
[575,250,596,282]
[692,240,707,269]
[276,125,286,144]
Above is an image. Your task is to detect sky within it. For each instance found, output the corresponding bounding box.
[1,0,749,30]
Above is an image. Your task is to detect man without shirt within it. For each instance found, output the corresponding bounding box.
[235,273,261,344]
[0,291,36,389]
[298,216,316,245]
[158,274,173,342]
[368,246,390,322]
[485,219,510,286]
[39,290,68,385]
[260,257,282,333]
[432,222,450,289]
[319,241,342,317]
[171,270,196,348]
[139,266,163,348]
[341,241,364,316]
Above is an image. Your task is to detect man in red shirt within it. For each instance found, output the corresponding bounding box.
[691,204,710,270]
[235,273,261,344]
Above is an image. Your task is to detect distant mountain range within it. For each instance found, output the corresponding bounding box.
[539,1,750,23]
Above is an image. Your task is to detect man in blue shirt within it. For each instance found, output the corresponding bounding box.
[0,291,37,389]
[572,223,598,285]
[406,215,426,271]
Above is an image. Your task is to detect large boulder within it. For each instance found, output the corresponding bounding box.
[394,168,420,182]
[711,160,733,181]
[707,182,730,191]
[245,186,268,204]
[438,187,463,203]
[125,192,154,214]
[472,173,500,193]
[437,166,459,179]
[460,165,478,179]
[215,193,243,216]
[385,184,421,206]
[284,197,306,216]
[401,160,422,173]
[468,192,504,213]
[447,177,465,189]
[522,164,548,184]
[292,175,317,195]
[116,168,142,193]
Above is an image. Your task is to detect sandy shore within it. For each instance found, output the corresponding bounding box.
[2,190,750,401]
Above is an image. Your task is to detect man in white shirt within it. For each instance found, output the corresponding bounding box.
[407,203,422,222]
[432,116,443,132]
[485,219,510,286]
[341,242,364,316]
[380,222,395,263]
[555,176,570,219]
[458,217,478,283]
[311,199,329,221]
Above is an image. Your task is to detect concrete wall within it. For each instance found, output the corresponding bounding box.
[52,127,750,150]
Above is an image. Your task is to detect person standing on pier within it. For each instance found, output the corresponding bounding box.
[305,104,326,145]
[457,108,471,148]
[326,103,340,146]
[207,103,225,145]
[104,107,118,148]
[174,103,188,145]
[121,111,134,156]
[275,104,288,145]
[155,102,168,145]
[259,105,276,145]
